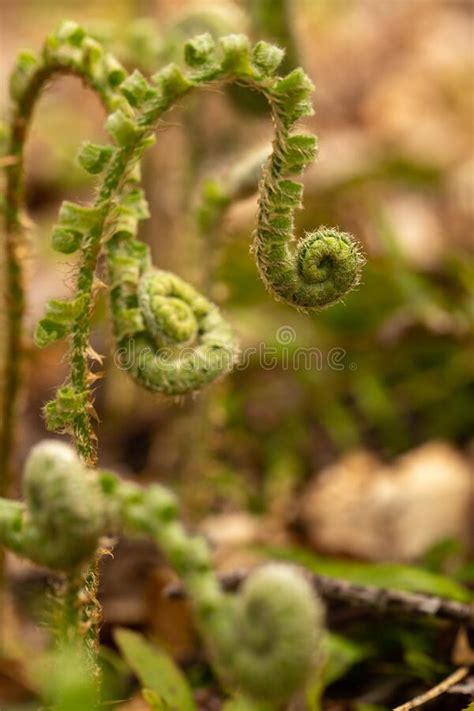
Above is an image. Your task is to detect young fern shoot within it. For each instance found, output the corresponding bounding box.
[2,24,363,468]
[38,31,362,456]
[0,440,325,706]
[1,21,128,481]
[0,20,363,707]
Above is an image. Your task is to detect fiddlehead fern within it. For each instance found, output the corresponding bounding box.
[207,564,324,703]
[1,25,362,702]
[104,462,328,704]
[253,68,364,310]
[1,20,127,480]
[4,26,363,463]
[108,230,236,396]
[108,470,325,705]
[0,441,324,704]
[0,440,105,570]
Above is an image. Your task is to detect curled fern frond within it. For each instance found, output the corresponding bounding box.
[253,70,364,311]
[111,261,237,395]
[2,441,104,569]
[257,227,364,310]
[106,475,324,705]
[210,564,323,703]
[0,440,325,702]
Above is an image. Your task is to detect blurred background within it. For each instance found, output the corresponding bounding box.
[1,1,473,709]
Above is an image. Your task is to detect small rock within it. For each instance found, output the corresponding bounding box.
[299,442,472,561]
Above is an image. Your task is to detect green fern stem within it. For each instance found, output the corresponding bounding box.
[124,494,324,704]
[0,440,324,705]
[253,78,364,310]
[0,22,132,661]
[0,21,126,484]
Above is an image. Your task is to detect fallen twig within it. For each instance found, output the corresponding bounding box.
[164,569,474,628]
[393,666,469,710]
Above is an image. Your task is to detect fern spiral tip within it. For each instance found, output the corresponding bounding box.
[256,225,364,311]
[112,264,238,396]
[295,227,365,309]
[138,269,201,346]
[214,563,324,703]
[23,440,105,569]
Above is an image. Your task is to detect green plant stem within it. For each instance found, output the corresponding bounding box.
[0,24,125,663]
[1,51,116,486]
[28,29,362,469]
[2,63,66,498]
[68,148,140,464]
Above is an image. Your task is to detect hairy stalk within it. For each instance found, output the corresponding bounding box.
[0,21,128,660]
[51,568,101,663]
[0,440,325,705]
[0,21,124,485]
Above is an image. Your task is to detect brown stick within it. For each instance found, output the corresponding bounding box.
[393,666,469,710]
[164,569,474,628]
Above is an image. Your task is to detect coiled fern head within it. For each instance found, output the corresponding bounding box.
[22,440,105,569]
[212,563,324,703]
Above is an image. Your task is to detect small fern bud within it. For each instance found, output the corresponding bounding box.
[35,295,87,347]
[9,50,40,102]
[251,41,285,75]
[120,70,153,107]
[213,564,324,703]
[272,68,314,105]
[51,227,82,254]
[22,441,105,569]
[152,63,194,105]
[103,54,127,87]
[76,142,113,175]
[55,20,86,46]
[81,36,105,79]
[283,133,319,174]
[57,201,103,232]
[105,109,142,146]
[219,34,252,74]
[184,33,216,68]
[43,386,89,434]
